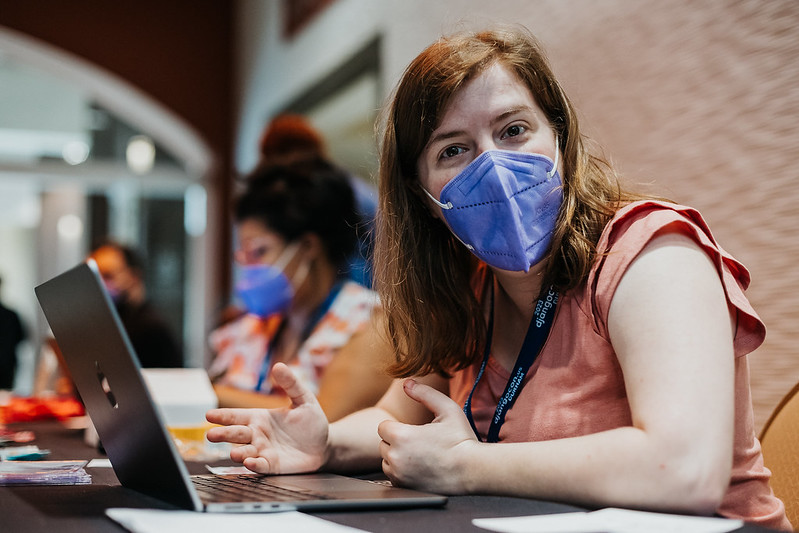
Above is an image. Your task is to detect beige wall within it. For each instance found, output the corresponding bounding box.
[533,0,799,429]
[235,0,799,429]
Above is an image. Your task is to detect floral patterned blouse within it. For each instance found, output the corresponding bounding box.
[208,281,379,395]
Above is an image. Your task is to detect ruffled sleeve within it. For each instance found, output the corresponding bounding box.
[586,200,765,358]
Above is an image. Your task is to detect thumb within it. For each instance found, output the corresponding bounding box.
[402,379,460,420]
[271,362,318,408]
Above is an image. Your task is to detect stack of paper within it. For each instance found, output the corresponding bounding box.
[0,460,91,485]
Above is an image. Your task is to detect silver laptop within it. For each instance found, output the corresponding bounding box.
[35,260,447,513]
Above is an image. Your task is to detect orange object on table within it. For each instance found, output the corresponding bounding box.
[0,396,84,424]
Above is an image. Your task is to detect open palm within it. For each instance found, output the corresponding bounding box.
[206,363,330,474]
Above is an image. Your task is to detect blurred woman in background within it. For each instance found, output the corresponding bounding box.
[208,157,392,422]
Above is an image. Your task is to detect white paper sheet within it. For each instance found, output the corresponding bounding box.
[106,508,368,533]
[472,507,743,533]
[203,464,251,475]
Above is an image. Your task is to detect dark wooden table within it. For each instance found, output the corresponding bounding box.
[0,420,781,533]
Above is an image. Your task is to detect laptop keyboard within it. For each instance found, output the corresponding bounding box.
[192,475,330,503]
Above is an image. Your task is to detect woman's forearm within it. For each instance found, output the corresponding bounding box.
[213,384,291,409]
[458,426,729,515]
[323,406,396,474]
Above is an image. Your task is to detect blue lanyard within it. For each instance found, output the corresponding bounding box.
[463,286,559,443]
[254,281,345,392]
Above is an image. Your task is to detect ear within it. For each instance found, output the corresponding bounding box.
[298,233,324,261]
[409,181,443,221]
[130,266,145,282]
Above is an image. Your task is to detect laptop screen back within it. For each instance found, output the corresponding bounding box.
[35,261,202,510]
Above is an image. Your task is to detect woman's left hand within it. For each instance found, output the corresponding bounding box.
[376,379,479,494]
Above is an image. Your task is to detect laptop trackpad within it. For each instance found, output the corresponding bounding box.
[266,473,398,496]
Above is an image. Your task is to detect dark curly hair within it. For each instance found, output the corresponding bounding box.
[235,157,360,270]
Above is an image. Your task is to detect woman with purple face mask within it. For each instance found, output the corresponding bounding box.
[207,27,790,530]
[207,157,393,423]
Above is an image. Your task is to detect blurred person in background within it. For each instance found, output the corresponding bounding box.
[0,276,26,391]
[208,156,392,422]
[89,242,183,368]
[258,113,376,287]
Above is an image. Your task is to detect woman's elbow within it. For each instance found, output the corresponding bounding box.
[666,459,730,515]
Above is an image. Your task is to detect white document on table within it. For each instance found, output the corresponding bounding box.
[472,507,743,533]
[106,508,368,533]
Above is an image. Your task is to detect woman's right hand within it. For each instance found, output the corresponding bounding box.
[205,362,330,474]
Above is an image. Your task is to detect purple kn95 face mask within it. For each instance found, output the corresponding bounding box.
[423,147,563,272]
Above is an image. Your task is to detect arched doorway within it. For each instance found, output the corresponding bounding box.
[0,27,218,392]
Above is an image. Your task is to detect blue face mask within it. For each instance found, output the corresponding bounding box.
[423,146,562,272]
[235,243,300,318]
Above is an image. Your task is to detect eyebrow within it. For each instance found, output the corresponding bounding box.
[426,128,465,149]
[425,105,537,149]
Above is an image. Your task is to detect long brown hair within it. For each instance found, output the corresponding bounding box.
[375,26,656,378]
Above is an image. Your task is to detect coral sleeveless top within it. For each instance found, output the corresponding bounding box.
[449,201,790,530]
